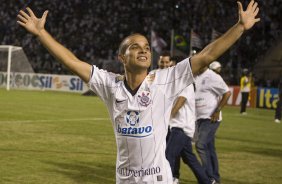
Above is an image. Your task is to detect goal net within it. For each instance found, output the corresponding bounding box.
[0,45,34,90]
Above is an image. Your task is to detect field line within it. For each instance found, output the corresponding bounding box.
[0,118,110,123]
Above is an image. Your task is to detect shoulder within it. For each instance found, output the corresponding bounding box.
[90,65,123,85]
[146,73,156,84]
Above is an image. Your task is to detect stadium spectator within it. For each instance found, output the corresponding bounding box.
[240,68,251,115]
[274,79,282,123]
[194,65,231,184]
[1,0,280,82]
[17,0,260,182]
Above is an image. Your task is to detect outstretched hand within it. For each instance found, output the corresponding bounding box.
[17,7,48,36]
[237,0,260,30]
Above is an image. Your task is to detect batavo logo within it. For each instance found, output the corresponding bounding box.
[117,111,153,138]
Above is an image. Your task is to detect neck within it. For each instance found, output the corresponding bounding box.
[125,70,147,90]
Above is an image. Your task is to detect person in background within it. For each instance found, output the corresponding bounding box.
[195,65,231,184]
[209,61,222,74]
[240,68,251,115]
[275,79,282,123]
[166,61,210,184]
[157,51,171,69]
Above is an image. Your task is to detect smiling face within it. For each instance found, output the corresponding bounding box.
[158,56,171,69]
[118,34,151,73]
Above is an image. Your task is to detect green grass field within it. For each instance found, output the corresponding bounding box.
[0,89,281,184]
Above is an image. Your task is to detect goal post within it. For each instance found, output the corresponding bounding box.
[0,45,34,90]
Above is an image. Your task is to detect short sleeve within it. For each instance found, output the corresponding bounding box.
[154,58,194,99]
[88,65,118,102]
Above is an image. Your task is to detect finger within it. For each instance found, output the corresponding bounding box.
[19,10,30,19]
[247,0,255,10]
[17,14,28,23]
[252,2,258,12]
[17,21,26,27]
[26,7,36,18]
[237,1,243,12]
[254,7,259,16]
[42,10,49,20]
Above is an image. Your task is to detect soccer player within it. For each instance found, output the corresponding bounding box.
[194,65,231,184]
[17,1,260,183]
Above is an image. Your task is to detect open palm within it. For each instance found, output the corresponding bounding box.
[238,0,260,30]
[17,7,48,36]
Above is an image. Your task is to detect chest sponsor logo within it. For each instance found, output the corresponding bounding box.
[117,111,153,137]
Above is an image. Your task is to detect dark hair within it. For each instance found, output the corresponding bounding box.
[118,33,147,55]
[160,50,170,57]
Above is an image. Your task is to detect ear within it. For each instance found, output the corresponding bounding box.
[118,54,126,64]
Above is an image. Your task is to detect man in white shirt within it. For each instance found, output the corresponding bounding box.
[17,1,259,183]
[195,66,231,184]
[156,55,209,184]
[166,84,211,184]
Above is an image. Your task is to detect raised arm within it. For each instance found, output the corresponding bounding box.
[17,8,91,82]
[191,0,260,74]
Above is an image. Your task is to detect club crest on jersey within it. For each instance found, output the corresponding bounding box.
[126,111,140,126]
[137,91,151,107]
[117,111,153,138]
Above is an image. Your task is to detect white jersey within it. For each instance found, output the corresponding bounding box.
[88,58,194,184]
[169,84,196,138]
[195,69,229,121]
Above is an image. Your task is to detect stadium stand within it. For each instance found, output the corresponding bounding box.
[1,0,281,85]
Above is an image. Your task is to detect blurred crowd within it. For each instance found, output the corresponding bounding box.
[1,0,281,85]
